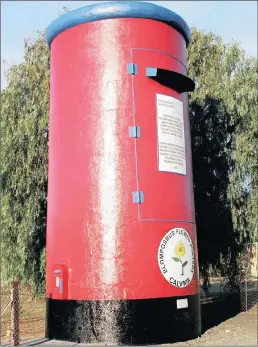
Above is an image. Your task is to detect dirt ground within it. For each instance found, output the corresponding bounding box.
[171,305,258,346]
[1,287,45,344]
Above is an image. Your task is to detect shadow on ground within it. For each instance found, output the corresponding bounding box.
[201,293,241,333]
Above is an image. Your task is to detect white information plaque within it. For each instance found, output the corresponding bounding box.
[156,93,186,175]
[177,298,188,309]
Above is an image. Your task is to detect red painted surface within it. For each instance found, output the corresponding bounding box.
[46,18,199,301]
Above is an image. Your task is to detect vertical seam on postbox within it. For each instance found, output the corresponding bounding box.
[155,93,160,174]
[130,48,141,221]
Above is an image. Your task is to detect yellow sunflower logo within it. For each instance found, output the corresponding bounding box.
[172,241,188,275]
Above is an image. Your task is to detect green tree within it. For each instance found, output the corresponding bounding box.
[1,33,50,294]
[187,29,257,281]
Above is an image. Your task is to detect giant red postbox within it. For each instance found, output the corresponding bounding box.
[45,1,201,344]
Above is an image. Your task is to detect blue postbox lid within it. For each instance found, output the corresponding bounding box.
[46,1,191,47]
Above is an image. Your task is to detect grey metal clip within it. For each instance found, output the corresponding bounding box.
[132,191,144,204]
[127,63,138,75]
[129,126,141,138]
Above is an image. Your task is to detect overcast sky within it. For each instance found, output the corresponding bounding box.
[1,1,257,89]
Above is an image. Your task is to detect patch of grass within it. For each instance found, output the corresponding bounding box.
[1,286,45,344]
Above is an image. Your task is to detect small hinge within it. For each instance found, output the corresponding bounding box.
[129,126,141,138]
[132,191,144,204]
[127,63,138,75]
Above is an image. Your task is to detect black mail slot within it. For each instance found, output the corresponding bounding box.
[146,67,195,93]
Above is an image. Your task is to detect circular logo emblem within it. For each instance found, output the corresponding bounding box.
[157,228,195,288]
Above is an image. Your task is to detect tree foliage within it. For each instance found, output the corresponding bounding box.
[1,27,257,292]
[187,28,257,279]
[1,33,50,294]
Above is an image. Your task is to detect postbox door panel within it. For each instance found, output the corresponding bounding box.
[132,49,195,222]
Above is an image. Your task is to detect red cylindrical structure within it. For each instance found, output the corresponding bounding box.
[46,2,201,344]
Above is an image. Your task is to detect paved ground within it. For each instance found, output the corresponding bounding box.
[3,305,257,347]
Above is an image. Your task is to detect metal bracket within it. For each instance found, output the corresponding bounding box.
[133,191,144,204]
[129,126,141,138]
[127,63,138,75]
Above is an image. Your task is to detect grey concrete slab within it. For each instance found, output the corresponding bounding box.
[1,340,77,347]
[25,338,49,346]
[3,342,258,347]
[41,341,77,346]
[1,338,43,347]
[2,337,258,347]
